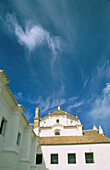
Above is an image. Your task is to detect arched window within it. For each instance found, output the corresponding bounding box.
[55,131,60,135]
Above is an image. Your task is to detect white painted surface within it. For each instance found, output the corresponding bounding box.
[37,143,110,170]
[40,114,83,136]
[0,70,38,170]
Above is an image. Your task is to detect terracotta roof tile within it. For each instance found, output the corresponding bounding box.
[39,130,110,145]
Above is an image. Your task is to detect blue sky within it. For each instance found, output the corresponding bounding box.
[0,0,110,137]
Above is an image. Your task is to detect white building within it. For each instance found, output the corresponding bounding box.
[1,69,110,170]
[0,69,39,170]
[34,106,110,170]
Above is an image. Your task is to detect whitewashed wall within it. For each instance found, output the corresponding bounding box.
[0,70,38,170]
[36,143,110,170]
[40,115,81,127]
[40,114,82,136]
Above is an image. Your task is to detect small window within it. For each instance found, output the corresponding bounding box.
[36,154,42,164]
[0,117,7,136]
[56,119,59,123]
[55,131,60,135]
[16,132,21,145]
[51,154,58,164]
[68,153,76,164]
[85,153,94,164]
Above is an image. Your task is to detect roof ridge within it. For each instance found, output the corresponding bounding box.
[83,130,98,132]
[39,133,110,145]
[41,109,77,120]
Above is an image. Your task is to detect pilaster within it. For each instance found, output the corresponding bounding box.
[3,108,20,150]
[21,125,32,159]
[18,125,32,170]
[30,136,37,164]
[0,107,21,170]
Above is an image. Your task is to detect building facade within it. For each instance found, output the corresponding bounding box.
[0,69,110,170]
[0,69,38,170]
[34,107,110,170]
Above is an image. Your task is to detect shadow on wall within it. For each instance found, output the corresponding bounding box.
[36,145,49,170]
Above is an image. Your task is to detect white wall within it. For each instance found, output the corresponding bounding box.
[36,143,110,170]
[40,115,81,127]
[40,125,82,136]
[0,70,38,170]
[40,114,82,136]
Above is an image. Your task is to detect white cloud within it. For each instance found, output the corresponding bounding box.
[15,25,46,51]
[25,110,33,121]
[89,83,110,119]
[68,96,78,102]
[80,60,110,90]
[5,13,62,65]
[28,82,83,116]
[28,95,84,117]
[28,83,66,116]
[66,100,85,112]
[47,35,61,68]
[83,78,89,88]
[14,91,23,100]
[90,60,110,85]
[28,95,66,117]
[80,69,89,88]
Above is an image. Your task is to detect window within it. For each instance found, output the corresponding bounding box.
[36,154,42,164]
[16,132,21,145]
[54,129,60,136]
[55,131,60,135]
[56,119,59,123]
[51,154,58,164]
[0,117,7,136]
[85,153,94,164]
[68,153,76,164]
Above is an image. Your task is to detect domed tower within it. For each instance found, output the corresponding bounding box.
[34,107,40,136]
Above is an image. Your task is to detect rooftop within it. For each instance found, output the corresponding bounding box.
[41,109,78,120]
[39,130,110,145]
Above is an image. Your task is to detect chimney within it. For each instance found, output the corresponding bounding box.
[34,107,40,128]
[99,125,104,134]
[58,105,61,110]
[93,124,97,130]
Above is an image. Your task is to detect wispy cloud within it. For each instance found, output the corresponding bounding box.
[28,83,66,116]
[14,91,23,100]
[5,13,62,65]
[80,60,110,99]
[29,95,66,117]
[83,79,89,88]
[80,69,89,88]
[25,110,33,121]
[27,82,84,116]
[66,100,85,112]
[90,60,110,85]
[68,96,78,102]
[47,35,62,69]
[13,91,33,121]
[14,84,84,118]
[89,83,110,119]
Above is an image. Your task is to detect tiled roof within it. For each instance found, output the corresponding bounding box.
[0,69,25,113]
[39,130,110,145]
[41,109,78,120]
[0,69,5,72]
[0,69,10,83]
